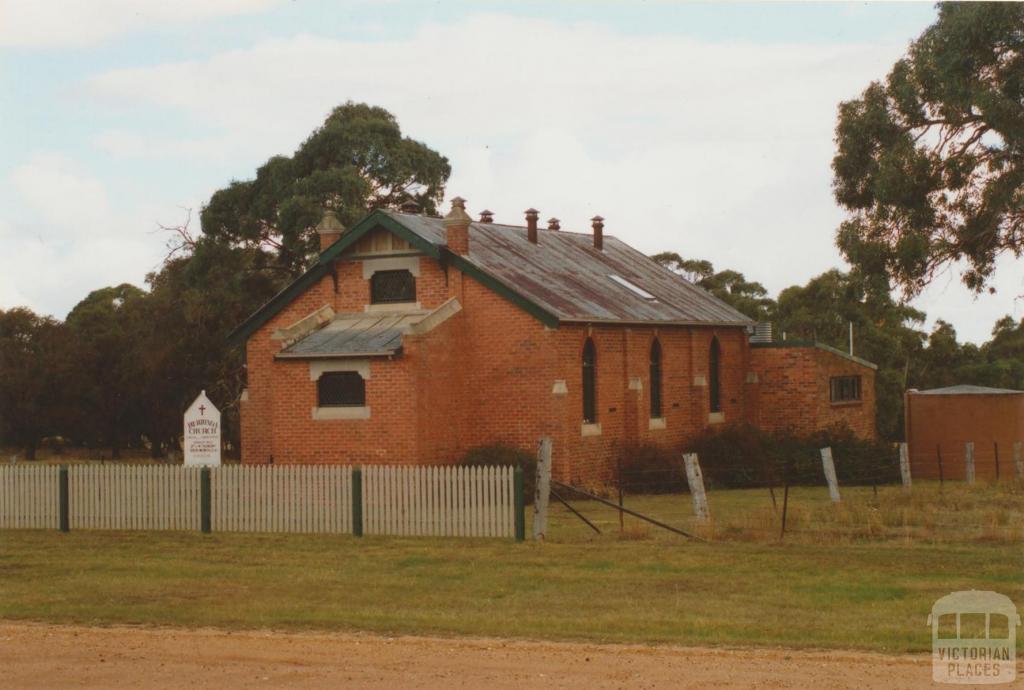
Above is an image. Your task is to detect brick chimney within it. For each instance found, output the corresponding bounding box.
[547,217,560,231]
[591,215,604,251]
[316,209,345,252]
[479,209,494,223]
[525,208,539,244]
[444,197,471,255]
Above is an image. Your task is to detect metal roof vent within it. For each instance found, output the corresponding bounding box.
[750,322,773,343]
[399,199,421,214]
[479,209,494,223]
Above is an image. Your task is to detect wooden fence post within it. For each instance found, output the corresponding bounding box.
[682,453,710,521]
[1014,441,1023,481]
[513,466,525,542]
[200,467,211,533]
[533,437,552,541]
[965,442,975,484]
[820,447,840,502]
[351,467,363,537]
[58,466,69,533]
[898,442,912,489]
[936,444,945,487]
[993,441,1000,481]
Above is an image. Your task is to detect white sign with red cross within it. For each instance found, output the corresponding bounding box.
[183,390,221,467]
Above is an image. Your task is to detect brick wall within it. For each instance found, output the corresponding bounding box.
[240,249,757,481]
[240,242,877,481]
[905,392,1024,480]
[747,344,876,439]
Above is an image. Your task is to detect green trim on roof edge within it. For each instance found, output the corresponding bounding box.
[442,249,560,329]
[750,340,877,370]
[227,210,559,345]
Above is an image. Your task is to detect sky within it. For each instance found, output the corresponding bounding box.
[1,0,1020,344]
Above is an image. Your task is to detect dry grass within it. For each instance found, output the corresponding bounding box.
[546,481,1024,546]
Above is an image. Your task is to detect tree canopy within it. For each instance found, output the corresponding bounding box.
[832,3,1024,295]
[651,252,776,320]
[200,102,451,275]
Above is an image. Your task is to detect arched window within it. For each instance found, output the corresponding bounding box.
[582,338,597,423]
[650,338,663,418]
[709,336,721,413]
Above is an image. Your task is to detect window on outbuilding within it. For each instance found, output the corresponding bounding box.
[317,371,366,407]
[709,337,721,413]
[370,269,416,304]
[650,338,663,418]
[582,338,597,423]
[830,375,861,403]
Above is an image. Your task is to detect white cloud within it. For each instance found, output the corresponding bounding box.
[1,153,185,318]
[45,11,1017,342]
[0,0,279,48]
[10,153,113,233]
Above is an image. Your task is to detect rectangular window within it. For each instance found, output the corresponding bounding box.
[317,371,366,407]
[370,269,416,304]
[829,375,861,403]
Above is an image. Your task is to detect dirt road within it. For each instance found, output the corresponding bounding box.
[0,621,961,689]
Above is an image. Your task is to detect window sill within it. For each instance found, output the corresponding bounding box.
[581,422,602,437]
[649,417,666,430]
[364,302,421,313]
[830,400,863,408]
[708,412,725,425]
[312,406,371,420]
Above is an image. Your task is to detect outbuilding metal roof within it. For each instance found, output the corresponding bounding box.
[383,211,753,325]
[276,311,429,358]
[912,384,1023,396]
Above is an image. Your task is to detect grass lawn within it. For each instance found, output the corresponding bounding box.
[1,485,1020,654]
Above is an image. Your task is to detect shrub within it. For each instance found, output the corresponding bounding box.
[617,443,686,494]
[686,423,778,489]
[457,444,536,503]
[687,422,899,489]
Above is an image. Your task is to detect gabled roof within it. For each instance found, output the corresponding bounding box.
[229,209,753,344]
[750,340,878,370]
[912,384,1023,396]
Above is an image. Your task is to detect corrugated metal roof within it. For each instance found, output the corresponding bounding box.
[277,310,429,358]
[384,211,753,326]
[912,384,1023,396]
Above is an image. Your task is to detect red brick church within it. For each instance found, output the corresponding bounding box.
[231,198,875,482]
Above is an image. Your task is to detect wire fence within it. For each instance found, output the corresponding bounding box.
[547,442,1024,545]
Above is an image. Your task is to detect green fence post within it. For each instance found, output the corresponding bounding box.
[514,466,525,542]
[200,467,211,534]
[58,466,69,533]
[352,467,363,537]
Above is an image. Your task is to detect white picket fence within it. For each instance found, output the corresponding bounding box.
[70,465,201,530]
[0,465,60,529]
[0,464,516,538]
[363,465,515,538]
[212,465,352,534]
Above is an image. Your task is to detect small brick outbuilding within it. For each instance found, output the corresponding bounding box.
[231,199,876,482]
[905,385,1024,481]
